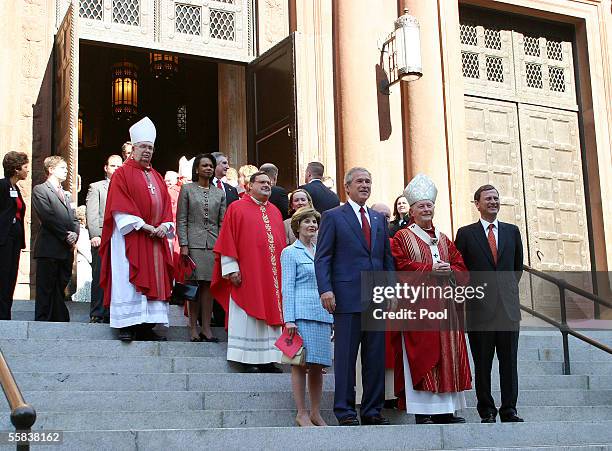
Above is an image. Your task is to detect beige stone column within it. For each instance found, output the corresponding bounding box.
[293,0,336,185]
[218,64,247,169]
[332,0,405,205]
[257,0,289,53]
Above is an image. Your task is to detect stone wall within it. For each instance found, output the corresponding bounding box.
[0,0,55,299]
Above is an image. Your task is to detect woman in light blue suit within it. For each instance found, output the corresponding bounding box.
[281,206,333,427]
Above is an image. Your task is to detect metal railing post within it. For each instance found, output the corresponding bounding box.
[558,285,571,375]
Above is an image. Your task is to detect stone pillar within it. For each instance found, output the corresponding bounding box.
[332,0,405,205]
[399,0,468,235]
[293,0,336,186]
[218,64,248,169]
[257,0,289,53]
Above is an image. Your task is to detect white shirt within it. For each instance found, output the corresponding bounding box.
[347,198,371,227]
[212,177,226,193]
[480,218,499,246]
[308,178,321,183]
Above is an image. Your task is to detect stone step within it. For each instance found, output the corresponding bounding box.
[2,389,610,412]
[2,405,612,432]
[4,353,610,376]
[25,421,612,451]
[2,320,610,350]
[3,338,610,363]
[11,372,590,392]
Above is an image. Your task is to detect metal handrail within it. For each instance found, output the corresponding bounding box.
[0,349,36,450]
[522,265,612,375]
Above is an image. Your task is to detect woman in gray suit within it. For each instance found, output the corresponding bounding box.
[281,206,333,427]
[177,153,225,342]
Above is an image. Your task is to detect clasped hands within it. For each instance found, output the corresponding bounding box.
[141,223,167,238]
[432,261,452,277]
[65,231,78,246]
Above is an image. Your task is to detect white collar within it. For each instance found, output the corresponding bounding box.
[480,217,499,230]
[249,194,268,206]
[347,198,367,215]
[309,179,321,183]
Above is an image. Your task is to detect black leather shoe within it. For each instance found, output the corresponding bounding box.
[500,414,524,423]
[136,329,167,341]
[118,327,134,342]
[415,414,434,425]
[240,364,260,373]
[89,317,102,324]
[433,413,465,424]
[481,414,496,423]
[258,363,283,373]
[360,415,390,425]
[338,416,360,426]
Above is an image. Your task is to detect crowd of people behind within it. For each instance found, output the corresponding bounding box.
[1,116,524,428]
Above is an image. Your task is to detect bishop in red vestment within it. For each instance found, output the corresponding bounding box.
[390,173,471,425]
[100,117,174,342]
[211,171,286,373]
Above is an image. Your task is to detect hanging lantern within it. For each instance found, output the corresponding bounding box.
[112,61,138,119]
[78,110,83,145]
[150,52,179,80]
[394,9,423,82]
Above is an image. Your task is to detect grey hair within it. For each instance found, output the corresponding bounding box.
[211,151,226,160]
[344,167,372,185]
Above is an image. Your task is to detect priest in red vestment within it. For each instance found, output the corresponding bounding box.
[100,117,174,342]
[211,171,286,373]
[390,173,472,424]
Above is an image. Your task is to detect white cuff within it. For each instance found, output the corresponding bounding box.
[221,255,239,276]
[113,212,145,236]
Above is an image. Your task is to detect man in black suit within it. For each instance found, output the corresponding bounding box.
[455,184,524,423]
[299,162,340,213]
[32,156,79,322]
[211,152,239,206]
[86,154,122,323]
[259,163,289,220]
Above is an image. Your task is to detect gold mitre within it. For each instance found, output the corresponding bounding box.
[404,173,438,206]
[129,116,156,145]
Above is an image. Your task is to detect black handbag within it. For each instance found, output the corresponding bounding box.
[170,282,199,306]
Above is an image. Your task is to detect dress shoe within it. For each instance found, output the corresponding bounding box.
[199,332,219,343]
[500,414,524,423]
[433,413,465,424]
[338,416,360,426]
[257,363,283,373]
[89,316,102,324]
[481,414,496,423]
[118,327,134,342]
[415,414,434,425]
[383,399,399,409]
[240,364,260,373]
[136,329,167,341]
[360,415,390,426]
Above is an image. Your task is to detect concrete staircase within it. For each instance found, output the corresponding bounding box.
[0,301,611,450]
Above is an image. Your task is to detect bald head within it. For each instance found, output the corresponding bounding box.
[371,203,391,222]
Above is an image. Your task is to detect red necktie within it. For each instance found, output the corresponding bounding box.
[216,179,223,189]
[360,207,371,249]
[487,223,497,264]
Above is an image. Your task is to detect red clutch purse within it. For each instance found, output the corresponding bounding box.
[274,328,304,358]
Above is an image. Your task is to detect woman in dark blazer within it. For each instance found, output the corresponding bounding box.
[0,152,29,319]
[177,153,226,342]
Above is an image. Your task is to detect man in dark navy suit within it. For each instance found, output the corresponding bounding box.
[299,162,340,214]
[315,167,394,426]
[259,163,289,220]
[455,184,524,424]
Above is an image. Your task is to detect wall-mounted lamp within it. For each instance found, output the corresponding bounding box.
[379,8,422,94]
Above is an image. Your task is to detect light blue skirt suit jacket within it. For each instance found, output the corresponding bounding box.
[281,240,333,366]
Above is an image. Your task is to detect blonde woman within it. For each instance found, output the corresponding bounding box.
[237,164,258,198]
[281,207,332,427]
[284,189,313,245]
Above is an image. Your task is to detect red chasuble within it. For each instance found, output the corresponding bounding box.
[390,226,472,396]
[99,158,174,308]
[210,195,286,326]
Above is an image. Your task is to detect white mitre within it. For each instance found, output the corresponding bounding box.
[404,173,438,206]
[178,156,195,181]
[129,116,156,144]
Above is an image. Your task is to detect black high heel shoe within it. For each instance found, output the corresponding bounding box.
[199,332,219,343]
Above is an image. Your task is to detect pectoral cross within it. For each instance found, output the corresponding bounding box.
[433,253,439,259]
[147,183,156,195]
